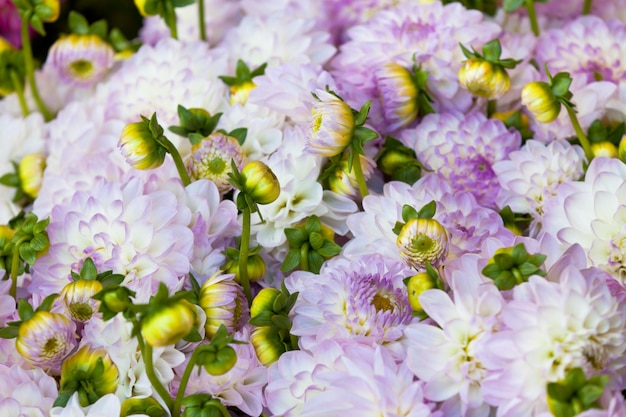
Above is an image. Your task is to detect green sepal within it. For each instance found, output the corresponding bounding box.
[0,324,19,339]
[316,241,342,258]
[353,126,378,145]
[249,310,273,326]
[228,127,247,145]
[280,249,301,273]
[53,391,74,408]
[401,204,419,223]
[503,0,525,12]
[308,251,324,274]
[551,73,573,98]
[417,200,436,219]
[482,39,502,62]
[29,14,45,36]
[36,293,59,313]
[69,11,90,34]
[17,298,34,321]
[182,326,203,343]
[0,172,19,188]
[354,101,371,126]
[173,0,195,6]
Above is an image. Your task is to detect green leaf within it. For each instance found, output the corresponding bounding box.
[309,232,324,251]
[33,217,50,234]
[392,221,405,236]
[308,251,324,274]
[33,3,53,22]
[551,73,573,98]
[249,310,273,327]
[0,172,19,187]
[18,244,36,265]
[527,253,547,266]
[250,63,267,77]
[0,323,19,339]
[459,42,475,59]
[496,272,516,290]
[354,101,371,126]
[173,0,195,6]
[53,391,74,408]
[564,367,587,390]
[187,133,204,146]
[587,119,607,143]
[518,262,539,276]
[271,314,292,330]
[503,0,525,12]
[510,243,528,265]
[89,20,108,39]
[481,263,501,280]
[218,75,238,86]
[235,59,251,80]
[482,39,502,62]
[17,299,34,321]
[182,326,203,343]
[280,249,301,273]
[284,228,307,246]
[401,204,419,223]
[304,216,321,234]
[547,381,574,402]
[353,126,378,143]
[228,128,247,145]
[316,241,342,258]
[417,200,437,219]
[29,14,46,36]
[494,253,514,270]
[37,293,58,313]
[29,232,48,251]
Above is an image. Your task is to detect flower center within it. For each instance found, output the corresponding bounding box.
[371,292,394,313]
[43,337,61,357]
[70,59,94,78]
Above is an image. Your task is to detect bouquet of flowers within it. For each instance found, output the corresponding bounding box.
[1,0,626,416]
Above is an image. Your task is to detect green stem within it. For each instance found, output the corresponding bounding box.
[351,149,369,199]
[137,333,175,411]
[198,0,206,41]
[172,347,204,417]
[158,135,190,186]
[300,244,309,272]
[565,105,593,161]
[9,70,29,117]
[487,99,497,118]
[21,18,52,121]
[239,207,252,306]
[582,0,592,14]
[9,236,29,300]
[525,0,540,36]
[163,0,178,40]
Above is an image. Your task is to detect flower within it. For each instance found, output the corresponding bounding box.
[0,363,58,416]
[374,62,420,131]
[458,58,511,99]
[60,279,104,322]
[521,81,561,123]
[16,311,77,370]
[44,34,115,87]
[18,152,46,198]
[307,89,355,157]
[50,393,121,417]
[240,160,281,205]
[185,132,247,195]
[141,299,197,347]
[199,272,248,338]
[396,217,449,270]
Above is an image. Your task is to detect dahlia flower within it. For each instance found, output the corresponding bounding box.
[541,157,626,285]
[198,272,249,338]
[16,311,77,370]
[50,393,121,417]
[0,363,58,416]
[286,254,415,358]
[307,89,355,157]
[493,139,586,235]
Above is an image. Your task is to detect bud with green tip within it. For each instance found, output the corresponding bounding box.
[546,367,608,417]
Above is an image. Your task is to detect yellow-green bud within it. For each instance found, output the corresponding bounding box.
[60,345,119,407]
[199,273,247,338]
[134,0,152,17]
[250,287,280,318]
[16,311,77,369]
[406,272,437,312]
[396,217,449,270]
[230,80,256,105]
[521,81,561,123]
[458,58,511,100]
[121,397,166,417]
[141,299,197,347]
[60,280,103,322]
[250,325,286,366]
[0,36,14,53]
[591,141,618,158]
[118,121,166,170]
[101,288,133,314]
[18,153,46,198]
[202,345,237,376]
[226,253,266,282]
[240,161,280,205]
[327,153,374,198]
[40,0,60,22]
[619,135,626,163]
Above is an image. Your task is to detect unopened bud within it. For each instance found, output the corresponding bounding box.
[60,280,103,322]
[18,153,46,198]
[521,81,561,123]
[396,218,449,270]
[141,299,197,347]
[458,58,511,100]
[240,161,280,205]
[250,325,285,366]
[406,272,437,312]
[591,141,618,158]
[118,120,166,170]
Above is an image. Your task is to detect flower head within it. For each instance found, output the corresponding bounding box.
[240,160,281,205]
[118,116,167,170]
[16,311,77,370]
[307,89,355,157]
[60,280,103,322]
[521,81,561,123]
[141,298,197,347]
[458,58,511,99]
[375,62,420,131]
[18,152,46,198]
[45,34,115,87]
[199,272,248,338]
[396,217,449,270]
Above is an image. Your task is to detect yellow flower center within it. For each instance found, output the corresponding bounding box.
[372,292,394,313]
[69,59,94,78]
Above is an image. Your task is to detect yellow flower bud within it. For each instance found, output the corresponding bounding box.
[250,287,280,318]
[521,81,561,123]
[134,0,152,17]
[406,272,437,312]
[396,218,449,270]
[141,299,197,347]
[121,397,165,417]
[327,153,375,198]
[40,0,60,22]
[240,161,280,205]
[376,62,420,130]
[458,58,511,100]
[619,135,626,163]
[0,36,14,53]
[591,141,618,158]
[118,121,166,170]
[225,253,266,282]
[60,280,103,322]
[230,80,256,105]
[250,325,286,366]
[309,89,355,157]
[199,273,247,338]
[18,152,46,198]
[16,311,77,369]
[60,345,119,407]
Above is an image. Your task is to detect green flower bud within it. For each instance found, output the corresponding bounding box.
[201,345,237,376]
[18,153,46,198]
[396,217,449,270]
[118,120,166,170]
[121,397,166,417]
[406,272,437,312]
[100,287,134,315]
[225,252,266,283]
[250,325,286,366]
[60,279,103,322]
[141,299,197,347]
[591,141,618,158]
[458,58,511,99]
[619,135,626,163]
[240,161,280,205]
[250,287,280,318]
[40,0,60,22]
[521,81,561,123]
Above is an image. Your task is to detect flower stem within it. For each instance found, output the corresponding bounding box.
[20,18,52,121]
[172,347,203,417]
[487,99,496,118]
[157,135,190,186]
[9,70,29,117]
[564,105,593,161]
[300,244,309,272]
[583,0,592,14]
[525,0,540,36]
[198,0,206,41]
[351,150,369,199]
[239,207,252,306]
[137,333,175,411]
[163,0,178,40]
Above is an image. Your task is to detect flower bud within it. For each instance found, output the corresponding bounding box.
[199,273,248,338]
[250,287,280,318]
[307,89,355,157]
[60,280,103,322]
[40,0,60,22]
[406,272,437,312]
[458,58,511,100]
[619,135,626,163]
[375,62,419,130]
[225,252,266,283]
[101,287,133,314]
[121,397,166,417]
[240,161,280,205]
[229,80,256,105]
[201,345,238,376]
[141,299,197,347]
[18,152,46,198]
[0,36,14,53]
[16,311,77,369]
[60,345,118,407]
[378,148,416,176]
[396,218,449,270]
[134,0,153,16]
[250,325,286,366]
[118,121,166,170]
[186,132,246,195]
[327,153,375,198]
[45,34,115,87]
[591,141,618,158]
[521,81,561,123]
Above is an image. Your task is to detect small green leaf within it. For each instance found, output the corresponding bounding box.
[0,325,19,339]
[249,310,273,327]
[496,272,516,290]
[308,251,324,274]
[284,228,307,246]
[417,200,437,219]
[228,128,247,145]
[29,14,46,36]
[53,391,73,408]
[309,232,324,250]
[510,243,528,265]
[392,221,405,236]
[29,232,48,251]
[587,120,607,143]
[353,126,378,143]
[547,381,574,402]
[280,249,301,273]
[271,314,292,330]
[354,101,371,126]
[316,241,342,258]
[304,216,321,234]
[551,73,573,98]
[19,244,36,265]
[0,172,19,187]
[518,262,539,276]
[401,204,419,222]
[33,217,50,234]
[182,326,203,343]
[459,42,475,59]
[481,263,501,280]
[187,132,204,146]
[89,20,108,39]
[17,299,34,321]
[80,258,98,281]
[482,39,502,62]
[37,293,59,313]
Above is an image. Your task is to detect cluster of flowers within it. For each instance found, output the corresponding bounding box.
[1,0,626,416]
